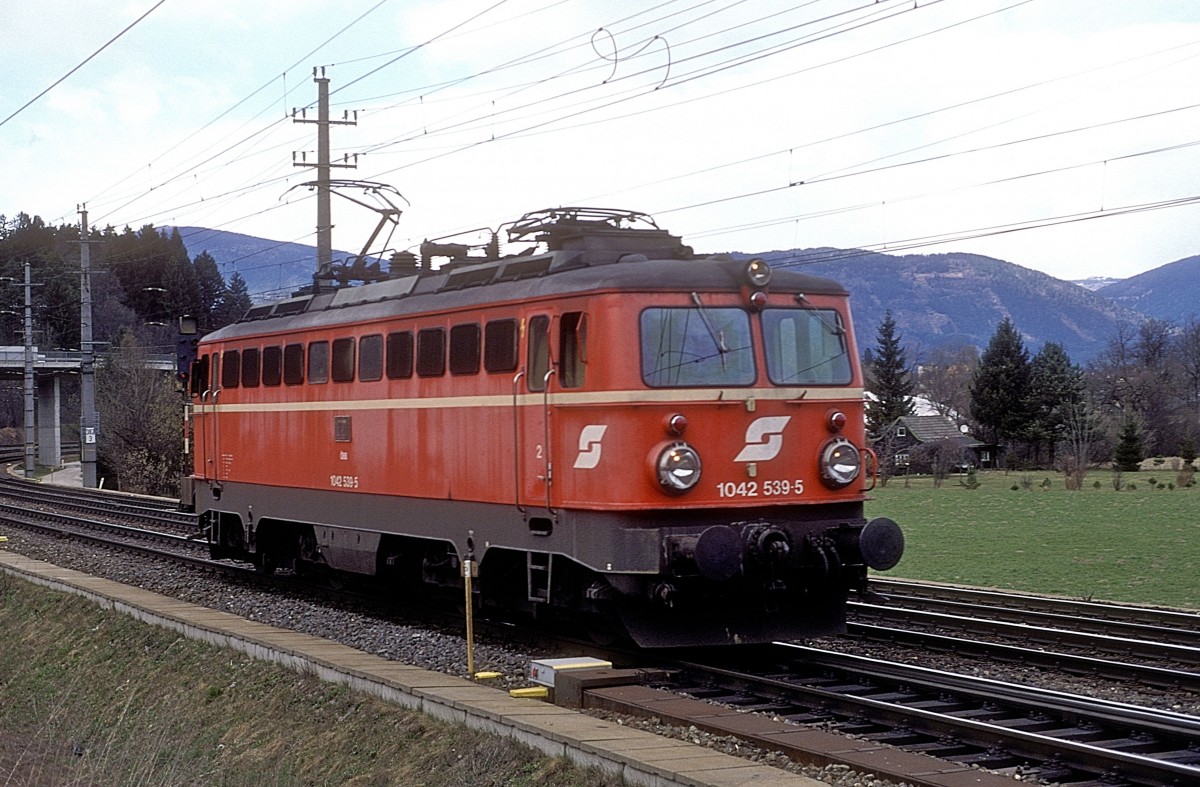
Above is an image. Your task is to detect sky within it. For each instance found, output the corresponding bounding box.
[3,0,1199,298]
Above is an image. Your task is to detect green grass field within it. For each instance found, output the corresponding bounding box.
[0,576,624,786]
[863,470,1199,611]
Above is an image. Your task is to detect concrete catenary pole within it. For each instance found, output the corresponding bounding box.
[293,68,356,287]
[79,206,98,488]
[22,260,34,477]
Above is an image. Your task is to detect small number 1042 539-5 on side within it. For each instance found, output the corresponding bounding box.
[330,475,359,489]
[716,479,803,498]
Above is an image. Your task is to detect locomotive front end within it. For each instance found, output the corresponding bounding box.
[565,256,905,647]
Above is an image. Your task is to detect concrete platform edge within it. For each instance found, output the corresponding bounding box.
[0,551,823,787]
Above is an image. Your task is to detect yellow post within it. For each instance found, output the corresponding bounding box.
[463,558,475,678]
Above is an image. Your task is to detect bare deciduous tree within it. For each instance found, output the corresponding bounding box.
[1057,401,1107,490]
[918,344,978,420]
[911,438,969,488]
[95,331,187,496]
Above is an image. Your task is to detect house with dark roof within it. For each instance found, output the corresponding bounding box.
[876,414,994,471]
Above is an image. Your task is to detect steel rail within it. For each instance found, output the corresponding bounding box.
[673,644,1200,786]
[871,578,1200,634]
[0,476,199,532]
[847,620,1200,692]
[0,501,204,551]
[849,603,1200,667]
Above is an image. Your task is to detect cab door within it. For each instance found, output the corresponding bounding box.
[517,314,555,517]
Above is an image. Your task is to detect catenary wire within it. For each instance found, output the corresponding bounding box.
[0,0,169,130]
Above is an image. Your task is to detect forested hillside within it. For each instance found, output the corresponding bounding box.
[0,213,251,350]
[1097,254,1200,324]
[761,248,1141,363]
[0,212,253,494]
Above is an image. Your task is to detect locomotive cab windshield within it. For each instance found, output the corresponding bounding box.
[639,303,852,388]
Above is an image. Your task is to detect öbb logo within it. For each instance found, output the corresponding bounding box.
[573,425,608,469]
[734,416,792,462]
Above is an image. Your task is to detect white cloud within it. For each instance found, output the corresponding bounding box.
[3,0,1199,281]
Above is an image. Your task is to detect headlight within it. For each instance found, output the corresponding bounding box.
[819,437,860,488]
[745,258,771,287]
[655,442,702,494]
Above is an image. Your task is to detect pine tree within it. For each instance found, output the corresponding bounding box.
[213,271,252,327]
[865,310,914,437]
[1027,342,1083,462]
[192,251,225,329]
[1180,437,1197,469]
[970,317,1031,446]
[1113,416,1144,472]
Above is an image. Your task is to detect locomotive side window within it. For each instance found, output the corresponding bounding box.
[262,346,282,386]
[386,331,414,379]
[762,308,852,385]
[240,348,261,388]
[332,337,356,382]
[359,334,383,382]
[483,319,518,373]
[308,341,330,384]
[640,307,754,387]
[449,323,481,375]
[190,354,209,395]
[283,343,305,385]
[527,315,550,391]
[559,311,586,388]
[221,349,241,389]
[416,328,446,377]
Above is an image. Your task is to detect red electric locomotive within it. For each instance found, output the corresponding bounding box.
[180,208,903,647]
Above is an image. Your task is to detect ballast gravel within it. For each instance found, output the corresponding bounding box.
[4,528,1196,786]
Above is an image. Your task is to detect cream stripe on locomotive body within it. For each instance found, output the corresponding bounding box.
[204,387,864,412]
[182,208,902,647]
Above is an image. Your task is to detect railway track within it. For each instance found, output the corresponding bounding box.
[0,497,216,566]
[845,579,1200,692]
[0,475,199,533]
[668,644,1200,787]
[3,477,1199,786]
[0,443,81,465]
[867,578,1200,646]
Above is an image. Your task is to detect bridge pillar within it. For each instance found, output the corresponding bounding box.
[37,374,62,468]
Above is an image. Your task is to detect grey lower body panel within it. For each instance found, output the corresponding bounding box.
[191,479,872,647]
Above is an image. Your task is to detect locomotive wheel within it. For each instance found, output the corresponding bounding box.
[254,553,277,576]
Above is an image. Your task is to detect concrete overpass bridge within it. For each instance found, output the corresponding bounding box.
[0,347,175,468]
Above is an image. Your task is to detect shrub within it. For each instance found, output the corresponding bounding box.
[1128,483,1137,491]
[1178,466,1196,488]
[1180,437,1197,468]
[1011,484,1020,491]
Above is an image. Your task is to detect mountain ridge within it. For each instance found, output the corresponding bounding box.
[1095,254,1200,324]
[754,248,1145,362]
[172,226,1199,363]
